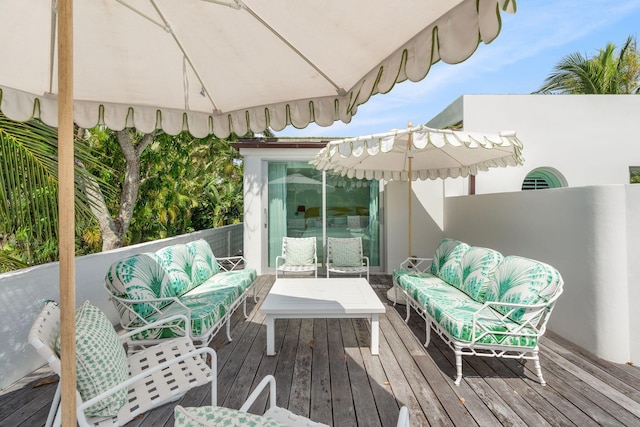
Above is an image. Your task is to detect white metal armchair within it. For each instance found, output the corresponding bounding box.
[29,301,216,427]
[326,237,369,282]
[176,375,410,426]
[275,236,318,278]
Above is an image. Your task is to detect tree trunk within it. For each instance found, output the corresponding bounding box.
[78,129,157,251]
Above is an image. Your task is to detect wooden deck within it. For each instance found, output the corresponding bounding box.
[3,274,640,426]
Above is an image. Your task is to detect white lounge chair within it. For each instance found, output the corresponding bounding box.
[326,236,369,282]
[275,236,318,278]
[29,301,216,427]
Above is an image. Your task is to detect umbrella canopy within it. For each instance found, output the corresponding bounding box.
[311,125,524,181]
[0,0,515,137]
[310,124,524,257]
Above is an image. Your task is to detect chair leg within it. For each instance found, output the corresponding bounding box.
[46,382,62,427]
[424,318,431,347]
[226,316,232,341]
[243,297,248,318]
[532,349,546,385]
[454,344,464,386]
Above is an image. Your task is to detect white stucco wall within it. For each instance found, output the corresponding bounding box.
[444,185,637,364]
[455,95,640,193]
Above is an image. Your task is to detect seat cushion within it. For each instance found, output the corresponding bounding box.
[426,287,539,348]
[484,256,564,324]
[135,269,257,340]
[430,239,470,286]
[397,273,447,307]
[56,301,128,417]
[174,405,289,427]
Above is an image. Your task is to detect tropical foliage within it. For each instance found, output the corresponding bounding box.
[535,35,640,94]
[1,112,246,271]
[0,112,113,270]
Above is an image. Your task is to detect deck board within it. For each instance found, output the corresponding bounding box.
[3,275,640,427]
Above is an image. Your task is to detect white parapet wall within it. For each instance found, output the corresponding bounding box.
[0,226,242,391]
[444,185,638,364]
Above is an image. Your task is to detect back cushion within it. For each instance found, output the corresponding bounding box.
[154,244,195,297]
[458,247,503,301]
[484,256,564,323]
[284,237,316,266]
[105,253,170,322]
[187,239,219,284]
[56,301,128,417]
[430,239,469,286]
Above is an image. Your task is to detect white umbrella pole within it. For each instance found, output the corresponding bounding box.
[407,122,413,259]
[58,0,77,425]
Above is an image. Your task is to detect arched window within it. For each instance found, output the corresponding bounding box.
[522,167,567,190]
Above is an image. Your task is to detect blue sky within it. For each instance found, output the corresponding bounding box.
[276,0,640,138]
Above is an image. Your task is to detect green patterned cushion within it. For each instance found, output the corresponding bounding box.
[457,247,503,301]
[174,405,288,427]
[284,237,315,266]
[330,238,362,267]
[134,269,257,340]
[56,301,128,417]
[154,244,195,297]
[430,239,469,286]
[397,273,446,305]
[426,288,539,348]
[187,239,220,282]
[484,256,564,323]
[105,253,171,324]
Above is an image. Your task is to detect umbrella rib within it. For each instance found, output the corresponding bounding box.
[115,0,221,113]
[237,1,347,96]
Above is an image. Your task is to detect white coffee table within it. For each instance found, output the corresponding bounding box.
[260,278,386,356]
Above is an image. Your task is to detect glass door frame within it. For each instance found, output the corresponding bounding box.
[263,159,384,275]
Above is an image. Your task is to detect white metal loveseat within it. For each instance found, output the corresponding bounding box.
[393,238,564,386]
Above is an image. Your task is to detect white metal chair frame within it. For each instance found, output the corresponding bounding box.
[104,255,257,350]
[239,375,409,427]
[394,256,563,386]
[29,302,216,427]
[326,236,369,282]
[275,236,318,278]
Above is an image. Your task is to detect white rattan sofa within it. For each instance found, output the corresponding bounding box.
[393,238,564,386]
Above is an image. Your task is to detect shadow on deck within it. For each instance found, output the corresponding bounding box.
[3,275,640,426]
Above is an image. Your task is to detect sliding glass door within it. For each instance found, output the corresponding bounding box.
[267,161,380,269]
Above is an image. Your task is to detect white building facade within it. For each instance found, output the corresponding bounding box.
[237,94,640,365]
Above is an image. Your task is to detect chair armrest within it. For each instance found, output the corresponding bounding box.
[469,295,562,344]
[399,257,432,272]
[108,294,190,328]
[119,314,191,342]
[239,375,277,413]
[216,256,247,271]
[77,343,217,420]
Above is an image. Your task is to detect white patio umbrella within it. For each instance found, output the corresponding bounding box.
[310,124,524,257]
[0,0,517,424]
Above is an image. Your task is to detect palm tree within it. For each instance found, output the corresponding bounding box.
[0,113,112,269]
[535,35,640,94]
